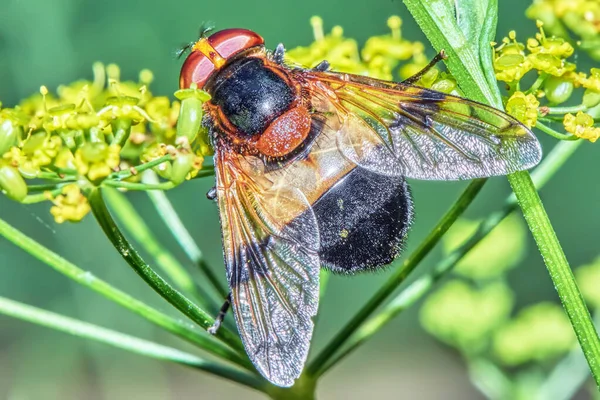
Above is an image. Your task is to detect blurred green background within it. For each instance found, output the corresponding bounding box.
[0,0,598,399]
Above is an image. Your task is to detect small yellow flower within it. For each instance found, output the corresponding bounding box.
[3,133,63,177]
[527,21,574,58]
[581,68,600,92]
[74,142,121,181]
[493,32,532,82]
[563,111,600,142]
[506,91,540,128]
[48,184,91,223]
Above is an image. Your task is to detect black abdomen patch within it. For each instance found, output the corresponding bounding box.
[312,167,413,273]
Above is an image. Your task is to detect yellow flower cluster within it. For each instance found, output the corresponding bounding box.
[48,184,91,224]
[527,0,600,60]
[0,63,211,223]
[492,22,576,83]
[286,16,433,83]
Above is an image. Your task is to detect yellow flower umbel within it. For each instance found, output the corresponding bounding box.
[286,16,431,82]
[563,111,600,142]
[48,184,91,223]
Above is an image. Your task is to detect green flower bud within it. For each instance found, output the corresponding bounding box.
[170,152,195,185]
[0,119,20,155]
[583,89,600,109]
[544,76,573,104]
[175,86,211,144]
[0,163,27,201]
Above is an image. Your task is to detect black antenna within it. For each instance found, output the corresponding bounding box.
[174,22,217,59]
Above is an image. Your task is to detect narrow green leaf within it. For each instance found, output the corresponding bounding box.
[0,296,265,391]
[102,187,211,308]
[403,0,501,107]
[142,170,229,300]
[88,188,244,353]
[0,215,249,368]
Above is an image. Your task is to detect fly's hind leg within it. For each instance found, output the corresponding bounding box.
[208,293,232,335]
[402,50,447,85]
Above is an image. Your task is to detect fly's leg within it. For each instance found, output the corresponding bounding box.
[402,50,447,85]
[313,60,330,71]
[273,43,286,65]
[206,186,217,201]
[208,293,232,335]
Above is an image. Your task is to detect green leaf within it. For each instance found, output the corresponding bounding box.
[403,0,501,108]
[0,296,265,391]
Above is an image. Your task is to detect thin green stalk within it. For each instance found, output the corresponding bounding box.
[0,215,250,369]
[318,140,583,375]
[109,154,173,180]
[143,170,228,299]
[102,187,212,308]
[20,188,63,204]
[536,121,579,141]
[544,104,588,115]
[0,296,265,392]
[87,188,244,353]
[507,171,600,385]
[103,180,175,191]
[403,0,600,388]
[307,178,487,376]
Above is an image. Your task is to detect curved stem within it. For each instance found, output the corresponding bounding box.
[102,187,215,309]
[0,215,250,369]
[87,188,244,353]
[143,170,228,299]
[307,178,487,376]
[536,121,579,141]
[0,297,265,392]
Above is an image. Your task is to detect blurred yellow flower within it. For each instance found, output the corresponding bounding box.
[563,111,600,142]
[493,302,576,365]
[420,281,514,353]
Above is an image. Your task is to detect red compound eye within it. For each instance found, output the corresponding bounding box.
[179,28,264,90]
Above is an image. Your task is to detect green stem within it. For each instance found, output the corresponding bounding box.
[143,170,228,299]
[0,215,250,368]
[536,121,579,141]
[102,187,214,309]
[526,72,548,95]
[109,155,173,180]
[402,0,600,388]
[87,188,244,352]
[307,178,487,376]
[0,296,265,391]
[507,171,600,386]
[103,180,175,191]
[317,140,583,375]
[20,188,63,204]
[544,104,588,115]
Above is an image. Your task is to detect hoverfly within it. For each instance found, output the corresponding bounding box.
[178,28,542,387]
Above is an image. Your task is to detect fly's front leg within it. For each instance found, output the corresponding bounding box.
[273,43,286,65]
[208,293,232,335]
[402,50,447,85]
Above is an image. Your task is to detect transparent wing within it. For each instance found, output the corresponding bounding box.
[298,70,542,180]
[214,147,320,387]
